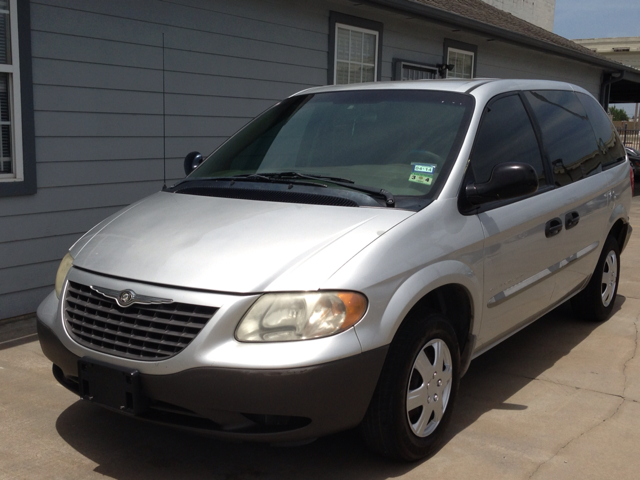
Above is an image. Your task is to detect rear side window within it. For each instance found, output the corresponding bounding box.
[470,94,547,188]
[524,91,603,186]
[577,93,626,167]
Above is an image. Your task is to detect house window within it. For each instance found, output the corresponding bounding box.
[0,0,22,181]
[394,60,437,81]
[447,48,474,79]
[329,12,382,86]
[335,24,378,84]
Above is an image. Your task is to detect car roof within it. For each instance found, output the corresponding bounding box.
[293,78,594,102]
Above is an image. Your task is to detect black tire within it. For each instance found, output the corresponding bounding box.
[360,313,460,462]
[571,236,621,322]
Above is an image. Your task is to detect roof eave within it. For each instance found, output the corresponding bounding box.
[364,0,636,74]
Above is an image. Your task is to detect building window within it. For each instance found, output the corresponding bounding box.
[335,24,378,84]
[393,60,437,81]
[0,0,33,197]
[0,0,21,180]
[447,48,474,79]
[328,12,382,86]
[443,39,477,80]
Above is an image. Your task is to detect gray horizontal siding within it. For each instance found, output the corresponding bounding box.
[0,206,121,243]
[164,95,277,118]
[165,137,226,159]
[37,159,174,188]
[36,112,250,138]
[164,49,326,85]
[34,85,277,117]
[478,40,603,96]
[35,137,162,162]
[0,182,159,218]
[31,31,161,69]
[165,71,314,99]
[35,136,226,164]
[33,31,326,85]
[34,86,162,114]
[0,233,82,269]
[0,261,60,296]
[35,112,162,137]
[33,0,328,50]
[33,58,315,98]
[33,58,162,92]
[0,287,54,320]
[32,4,328,69]
[156,0,329,34]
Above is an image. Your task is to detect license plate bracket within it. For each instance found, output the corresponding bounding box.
[78,357,148,415]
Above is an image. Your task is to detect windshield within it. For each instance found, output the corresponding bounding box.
[189,89,474,203]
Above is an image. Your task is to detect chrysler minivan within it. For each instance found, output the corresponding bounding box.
[37,79,632,461]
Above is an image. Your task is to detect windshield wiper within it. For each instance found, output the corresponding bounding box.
[173,172,395,206]
[174,175,327,189]
[262,171,355,184]
[259,172,396,207]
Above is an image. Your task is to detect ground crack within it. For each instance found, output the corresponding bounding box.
[528,312,639,479]
[623,312,640,398]
[492,369,624,401]
[528,397,625,479]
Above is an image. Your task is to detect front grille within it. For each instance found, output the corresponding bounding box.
[64,281,218,360]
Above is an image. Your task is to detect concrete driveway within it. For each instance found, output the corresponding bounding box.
[1,196,639,480]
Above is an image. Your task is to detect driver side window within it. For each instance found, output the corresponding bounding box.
[470,94,547,188]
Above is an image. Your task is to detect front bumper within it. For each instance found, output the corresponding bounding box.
[37,319,388,442]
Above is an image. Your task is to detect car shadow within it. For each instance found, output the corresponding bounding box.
[54,297,624,479]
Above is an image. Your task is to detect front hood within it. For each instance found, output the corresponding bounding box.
[71,192,413,293]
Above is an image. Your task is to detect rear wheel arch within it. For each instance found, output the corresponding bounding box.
[608,218,630,253]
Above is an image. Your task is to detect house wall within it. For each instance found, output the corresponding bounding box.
[0,0,606,320]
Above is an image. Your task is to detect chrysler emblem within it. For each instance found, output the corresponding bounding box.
[119,290,135,306]
[90,286,173,308]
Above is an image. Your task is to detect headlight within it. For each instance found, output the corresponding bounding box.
[236,291,367,342]
[55,252,74,298]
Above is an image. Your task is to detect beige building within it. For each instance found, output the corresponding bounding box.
[481,0,555,31]
[572,37,640,69]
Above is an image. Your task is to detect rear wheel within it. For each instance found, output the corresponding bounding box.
[360,313,460,461]
[571,236,620,322]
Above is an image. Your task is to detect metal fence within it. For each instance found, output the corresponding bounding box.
[617,126,640,150]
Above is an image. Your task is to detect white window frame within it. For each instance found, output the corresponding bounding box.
[333,23,379,85]
[0,0,23,183]
[447,47,474,79]
[395,60,438,81]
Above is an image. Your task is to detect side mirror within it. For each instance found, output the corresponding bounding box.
[183,151,204,176]
[465,162,538,206]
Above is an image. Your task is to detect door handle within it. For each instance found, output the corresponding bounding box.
[545,217,563,238]
[565,211,580,230]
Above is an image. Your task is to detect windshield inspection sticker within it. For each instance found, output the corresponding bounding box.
[411,163,437,174]
[409,163,436,185]
[409,173,433,185]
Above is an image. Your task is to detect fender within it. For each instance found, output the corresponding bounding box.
[609,202,628,227]
[355,259,482,354]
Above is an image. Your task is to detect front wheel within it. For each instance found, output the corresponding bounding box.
[571,236,621,322]
[360,314,460,461]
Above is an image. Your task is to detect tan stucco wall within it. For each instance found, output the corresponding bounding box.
[573,37,640,69]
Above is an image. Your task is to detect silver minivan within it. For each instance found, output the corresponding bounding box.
[37,79,633,461]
